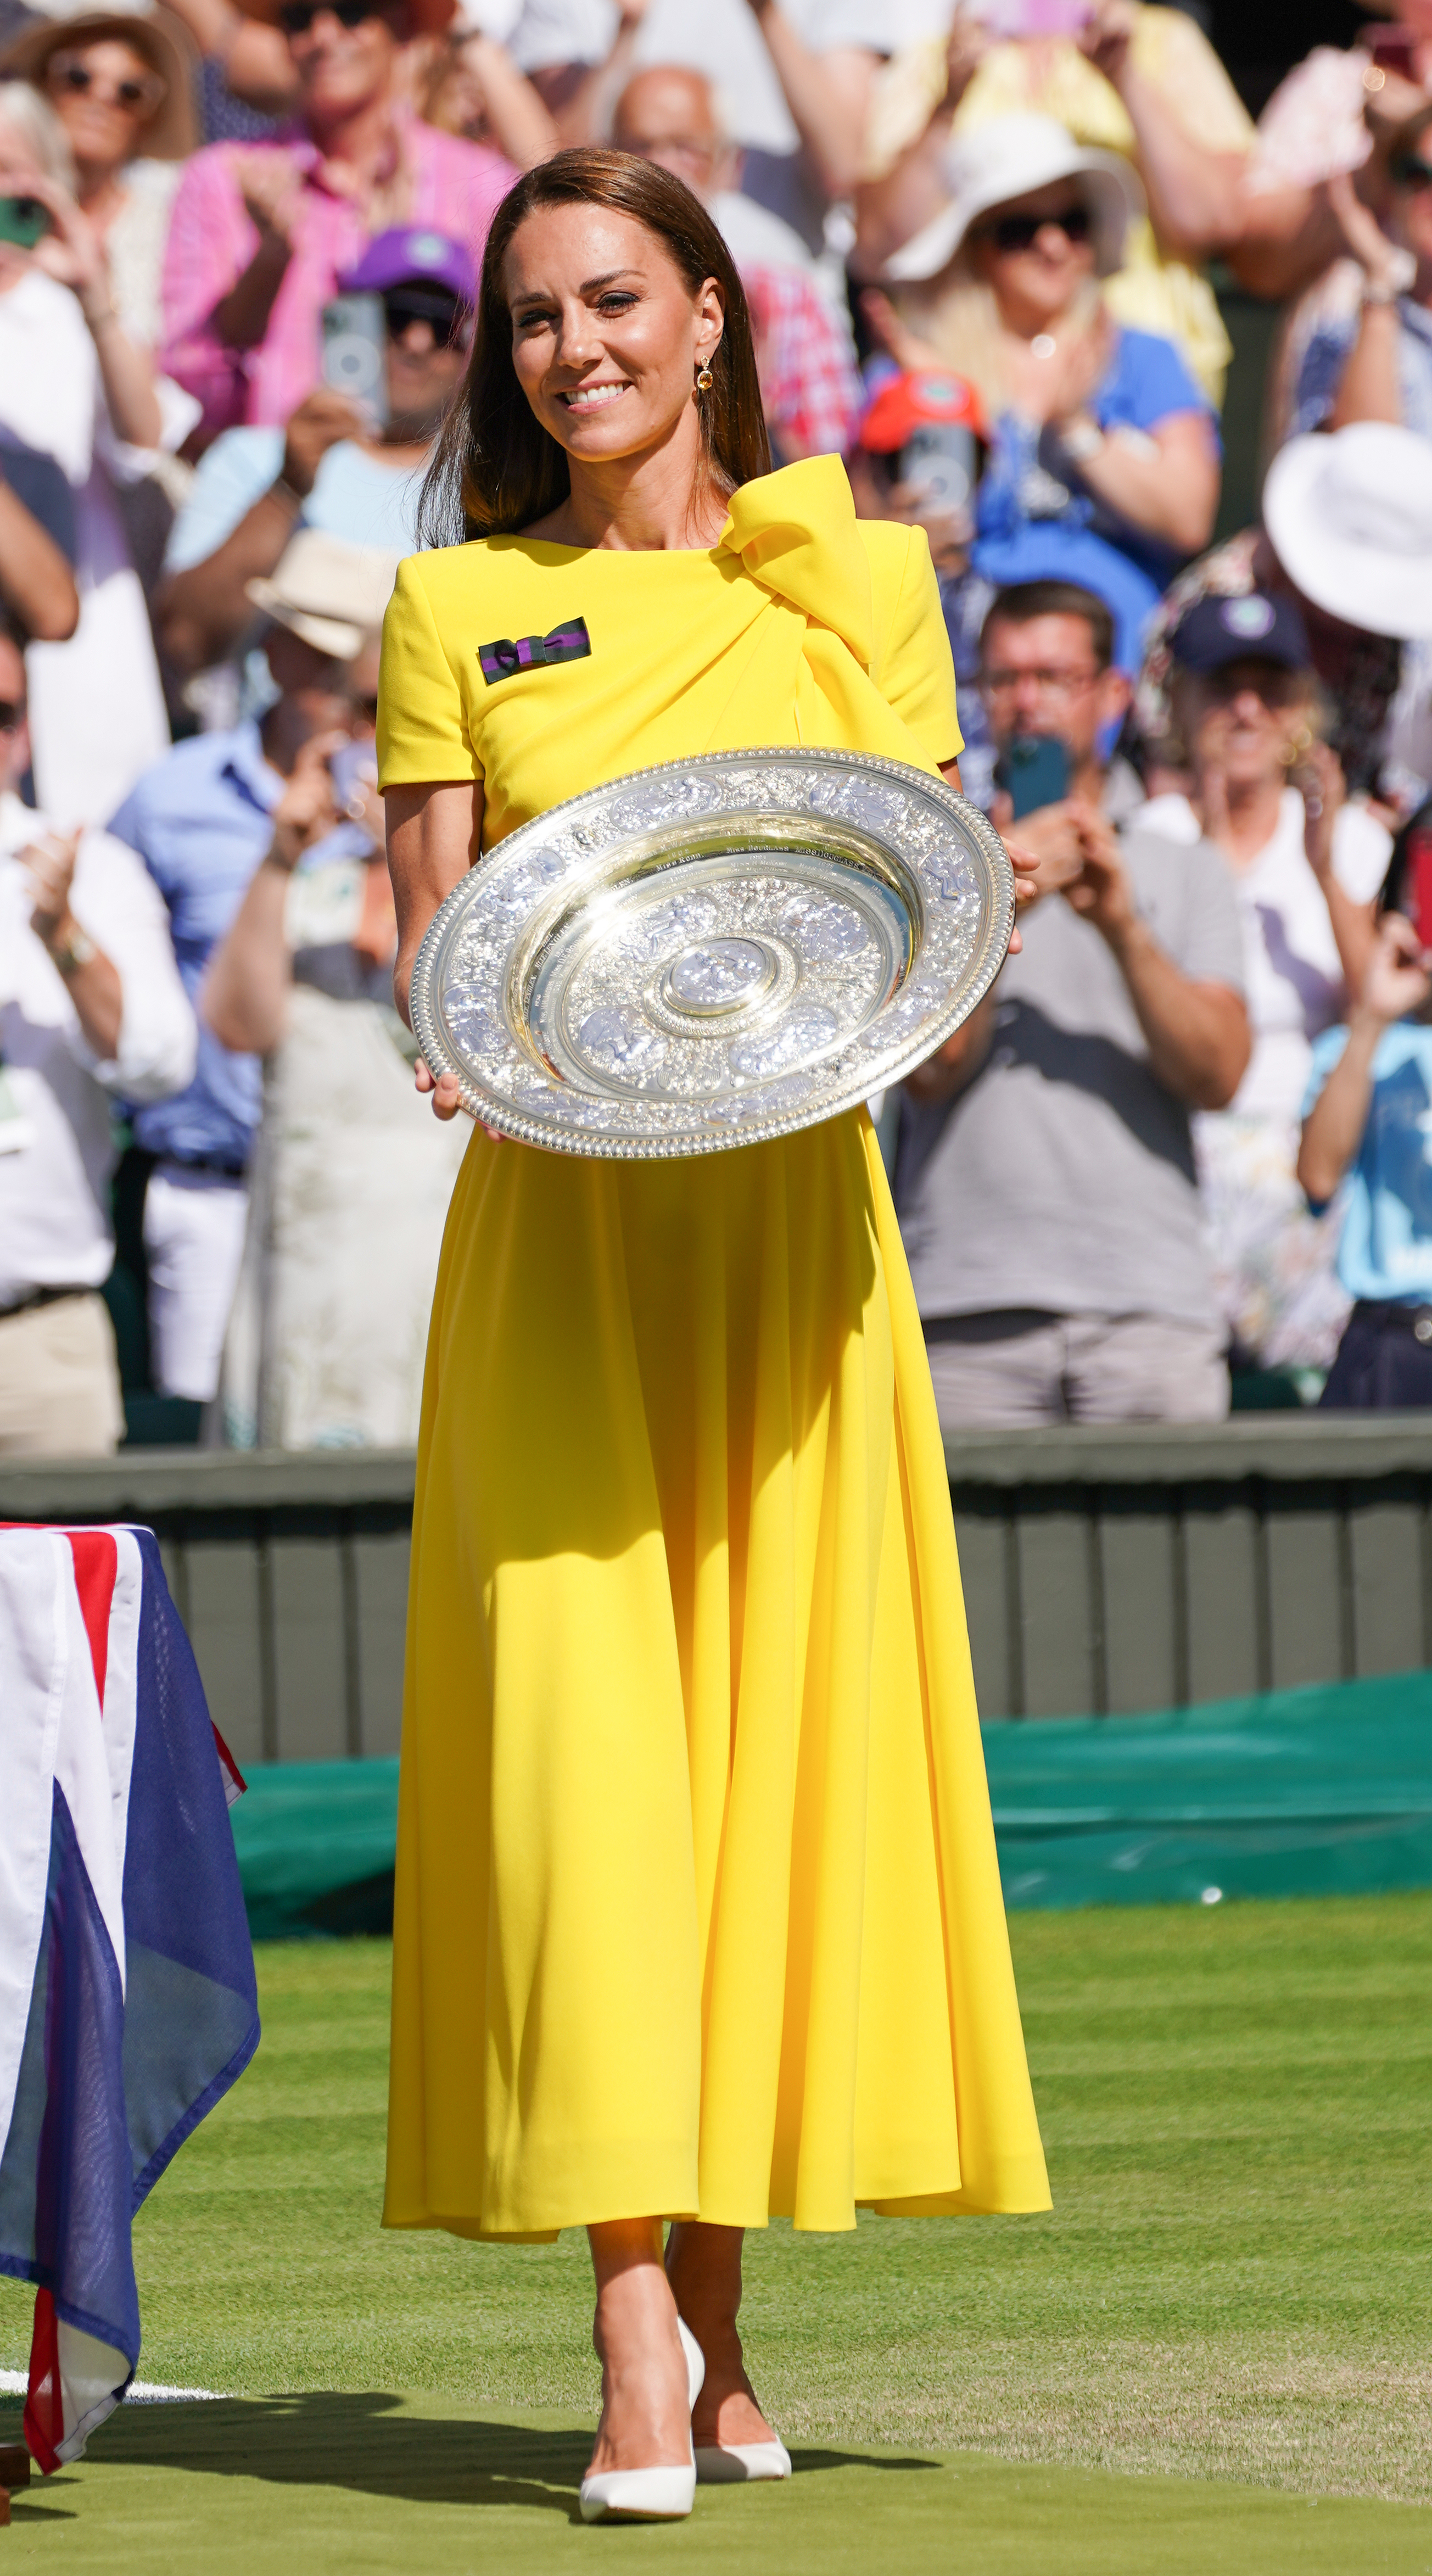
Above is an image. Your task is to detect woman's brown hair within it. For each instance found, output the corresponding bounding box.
[417,147,771,547]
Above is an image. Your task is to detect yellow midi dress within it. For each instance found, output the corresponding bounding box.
[377,455,1050,2242]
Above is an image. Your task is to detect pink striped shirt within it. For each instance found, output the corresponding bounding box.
[161,119,516,440]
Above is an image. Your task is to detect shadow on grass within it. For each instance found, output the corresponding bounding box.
[85,2394,938,2521]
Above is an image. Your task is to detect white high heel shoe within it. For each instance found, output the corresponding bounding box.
[579,2316,706,2522]
[695,2437,793,2484]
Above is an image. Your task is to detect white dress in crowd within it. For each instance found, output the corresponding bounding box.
[0,788,195,1305]
[0,266,197,827]
[221,848,468,1452]
[1142,785,1391,1371]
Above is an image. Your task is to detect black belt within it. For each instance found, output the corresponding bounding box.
[0,1283,86,1323]
[155,1152,249,1182]
[1351,1298,1432,1342]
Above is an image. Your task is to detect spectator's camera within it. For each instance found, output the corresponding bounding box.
[0,195,52,250]
[321,293,389,424]
[898,422,978,514]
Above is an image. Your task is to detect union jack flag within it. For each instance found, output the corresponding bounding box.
[0,1523,258,2471]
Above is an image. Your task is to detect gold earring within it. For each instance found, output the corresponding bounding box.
[696,365,714,392]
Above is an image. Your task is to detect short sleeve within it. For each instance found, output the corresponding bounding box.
[377,556,478,790]
[164,428,283,574]
[874,526,963,767]
[1131,831,1244,992]
[1333,800,1393,904]
[1100,329,1210,433]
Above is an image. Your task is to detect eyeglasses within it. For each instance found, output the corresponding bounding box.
[47,53,165,111]
[279,0,381,36]
[0,700,20,730]
[982,663,1100,697]
[978,204,1092,255]
[1391,153,1432,191]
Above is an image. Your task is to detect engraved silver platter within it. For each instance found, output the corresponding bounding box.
[409,747,1014,1159]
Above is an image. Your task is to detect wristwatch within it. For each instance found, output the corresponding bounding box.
[1363,248,1417,305]
[1060,412,1106,462]
[49,922,97,976]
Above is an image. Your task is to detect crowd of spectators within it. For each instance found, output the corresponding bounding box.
[6,0,1432,1452]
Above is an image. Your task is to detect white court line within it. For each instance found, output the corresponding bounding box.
[1,2370,227,2402]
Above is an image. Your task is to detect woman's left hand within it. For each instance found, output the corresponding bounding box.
[1041,308,1114,431]
[1294,739,1346,882]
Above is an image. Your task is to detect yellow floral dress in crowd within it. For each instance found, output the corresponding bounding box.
[863,7,1255,404]
[377,455,1050,2243]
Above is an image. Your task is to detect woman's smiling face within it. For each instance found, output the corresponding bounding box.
[503,203,723,471]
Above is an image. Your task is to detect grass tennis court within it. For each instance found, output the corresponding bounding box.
[3,1892,1430,2571]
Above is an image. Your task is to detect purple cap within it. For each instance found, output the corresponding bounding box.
[337,226,475,304]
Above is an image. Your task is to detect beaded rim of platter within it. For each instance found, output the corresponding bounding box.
[408,746,1016,1160]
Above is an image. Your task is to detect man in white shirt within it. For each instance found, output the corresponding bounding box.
[0,628,196,1456]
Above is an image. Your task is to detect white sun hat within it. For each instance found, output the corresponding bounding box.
[1263,423,1432,641]
[246,531,402,663]
[883,111,1145,287]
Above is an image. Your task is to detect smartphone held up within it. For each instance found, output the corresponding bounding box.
[321,293,388,427]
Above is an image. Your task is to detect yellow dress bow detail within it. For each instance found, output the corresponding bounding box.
[714,456,947,776]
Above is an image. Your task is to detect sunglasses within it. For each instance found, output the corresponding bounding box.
[279,0,382,35]
[48,54,165,111]
[980,203,1092,254]
[383,288,462,344]
[1391,153,1432,191]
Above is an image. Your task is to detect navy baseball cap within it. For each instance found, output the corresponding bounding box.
[1168,590,1311,675]
[338,227,475,305]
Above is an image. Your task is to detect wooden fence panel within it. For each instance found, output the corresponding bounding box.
[7,1424,1432,1754]
[1347,1485,1427,1679]
[1183,1494,1265,1703]
[1100,1500,1181,1717]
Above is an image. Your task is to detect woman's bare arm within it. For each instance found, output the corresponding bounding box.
[1069,411,1221,555]
[387,778,483,1120]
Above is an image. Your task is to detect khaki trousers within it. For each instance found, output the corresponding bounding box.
[0,1291,124,1457]
[925,1310,1229,1432]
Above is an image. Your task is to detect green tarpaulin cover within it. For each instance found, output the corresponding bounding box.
[230,1669,1432,1938]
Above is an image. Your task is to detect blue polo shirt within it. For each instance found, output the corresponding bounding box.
[1304,1021,1432,1303]
[107,725,282,1169]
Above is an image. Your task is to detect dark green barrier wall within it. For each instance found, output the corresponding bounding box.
[8,1417,1432,1750]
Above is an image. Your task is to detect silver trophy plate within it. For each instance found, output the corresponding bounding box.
[409,748,1015,1159]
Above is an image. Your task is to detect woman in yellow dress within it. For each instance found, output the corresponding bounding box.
[378,147,1050,2523]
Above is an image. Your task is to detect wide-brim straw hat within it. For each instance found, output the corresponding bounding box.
[247,529,402,662]
[1263,423,1432,641]
[884,111,1144,286]
[0,3,199,161]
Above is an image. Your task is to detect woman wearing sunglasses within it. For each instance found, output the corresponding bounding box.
[868,112,1220,672]
[0,8,198,348]
[1292,106,1432,446]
